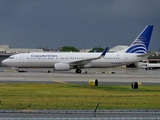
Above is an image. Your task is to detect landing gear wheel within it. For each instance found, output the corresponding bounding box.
[75,69,82,73]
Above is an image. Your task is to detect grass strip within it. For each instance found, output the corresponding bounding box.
[0,83,160,110]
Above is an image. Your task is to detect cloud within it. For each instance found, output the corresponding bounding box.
[0,0,159,51]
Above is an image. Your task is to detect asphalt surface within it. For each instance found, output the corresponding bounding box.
[0,67,160,85]
[0,110,160,120]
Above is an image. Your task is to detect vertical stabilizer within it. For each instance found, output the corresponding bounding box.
[125,25,154,54]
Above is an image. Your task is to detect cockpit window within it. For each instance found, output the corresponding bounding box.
[9,57,14,59]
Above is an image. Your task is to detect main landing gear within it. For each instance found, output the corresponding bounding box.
[16,69,27,73]
[75,69,82,73]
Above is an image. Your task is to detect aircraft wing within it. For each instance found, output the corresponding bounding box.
[69,47,109,66]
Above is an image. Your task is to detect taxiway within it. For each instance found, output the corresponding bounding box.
[0,67,160,85]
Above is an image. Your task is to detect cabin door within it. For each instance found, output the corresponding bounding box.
[124,54,128,63]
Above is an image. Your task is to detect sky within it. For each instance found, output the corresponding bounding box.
[0,0,159,51]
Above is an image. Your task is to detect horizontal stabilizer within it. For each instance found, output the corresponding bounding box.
[136,52,154,57]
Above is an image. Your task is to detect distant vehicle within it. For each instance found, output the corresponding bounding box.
[2,25,154,73]
[142,60,160,69]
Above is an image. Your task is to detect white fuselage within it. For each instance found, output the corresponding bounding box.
[2,52,146,68]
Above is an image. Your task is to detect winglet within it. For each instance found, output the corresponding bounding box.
[100,47,109,58]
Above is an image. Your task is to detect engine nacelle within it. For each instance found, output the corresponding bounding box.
[54,63,70,71]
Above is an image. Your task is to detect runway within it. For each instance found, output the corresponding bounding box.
[0,67,160,85]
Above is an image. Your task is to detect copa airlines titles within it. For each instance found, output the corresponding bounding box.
[31,54,57,58]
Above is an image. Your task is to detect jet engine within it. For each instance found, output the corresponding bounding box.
[54,63,70,71]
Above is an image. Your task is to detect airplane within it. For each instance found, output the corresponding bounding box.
[2,25,154,73]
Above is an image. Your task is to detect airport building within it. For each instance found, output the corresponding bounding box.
[108,45,129,53]
[0,45,44,66]
[0,45,44,54]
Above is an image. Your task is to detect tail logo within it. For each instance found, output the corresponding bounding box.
[125,25,153,54]
[125,37,147,54]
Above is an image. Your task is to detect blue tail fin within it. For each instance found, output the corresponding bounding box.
[125,25,154,54]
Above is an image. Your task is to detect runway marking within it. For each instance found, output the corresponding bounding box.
[52,80,69,84]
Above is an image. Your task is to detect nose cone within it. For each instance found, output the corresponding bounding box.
[2,59,8,66]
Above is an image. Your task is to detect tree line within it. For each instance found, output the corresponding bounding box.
[39,46,105,52]
[60,46,104,52]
